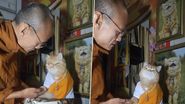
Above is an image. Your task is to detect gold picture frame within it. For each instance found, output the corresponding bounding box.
[67,0,92,30]
[157,0,184,42]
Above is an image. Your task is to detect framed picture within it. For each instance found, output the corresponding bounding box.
[155,44,185,103]
[114,34,129,67]
[67,0,92,30]
[0,0,17,13]
[64,34,92,97]
[157,0,184,42]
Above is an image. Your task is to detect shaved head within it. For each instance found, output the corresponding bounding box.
[13,2,54,52]
[95,0,127,18]
[14,2,54,32]
[94,0,128,51]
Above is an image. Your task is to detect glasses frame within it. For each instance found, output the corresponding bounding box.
[99,11,126,37]
[24,23,47,48]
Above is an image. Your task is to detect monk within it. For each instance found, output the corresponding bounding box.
[0,3,54,104]
[92,0,130,104]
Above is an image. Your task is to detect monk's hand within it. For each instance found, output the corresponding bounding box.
[21,88,42,98]
[124,99,131,104]
[101,98,130,104]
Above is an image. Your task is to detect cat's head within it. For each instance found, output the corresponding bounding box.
[139,62,161,89]
[46,53,67,79]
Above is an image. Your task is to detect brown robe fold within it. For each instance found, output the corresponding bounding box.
[91,40,112,104]
[0,20,23,104]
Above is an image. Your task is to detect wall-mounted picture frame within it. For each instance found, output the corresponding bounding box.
[0,0,17,13]
[157,0,184,42]
[68,25,93,39]
[64,34,92,97]
[155,43,185,104]
[67,0,92,30]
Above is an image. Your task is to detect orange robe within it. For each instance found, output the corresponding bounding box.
[48,72,74,99]
[138,84,163,104]
[0,20,23,104]
[91,41,112,104]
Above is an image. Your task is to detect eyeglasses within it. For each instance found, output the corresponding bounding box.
[100,11,126,37]
[26,23,47,48]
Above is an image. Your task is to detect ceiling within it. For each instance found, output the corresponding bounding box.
[124,0,151,30]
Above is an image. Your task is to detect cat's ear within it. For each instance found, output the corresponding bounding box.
[156,66,162,72]
[164,58,168,66]
[57,53,63,60]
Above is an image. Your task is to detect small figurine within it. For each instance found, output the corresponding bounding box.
[165,57,181,104]
[74,46,91,94]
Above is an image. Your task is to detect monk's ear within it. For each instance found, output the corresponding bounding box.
[18,22,29,36]
[94,11,103,30]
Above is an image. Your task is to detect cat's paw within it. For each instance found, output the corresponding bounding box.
[38,86,48,95]
[37,92,55,100]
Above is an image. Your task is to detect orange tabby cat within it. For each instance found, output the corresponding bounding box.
[39,53,74,99]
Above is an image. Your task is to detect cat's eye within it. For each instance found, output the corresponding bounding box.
[46,63,60,68]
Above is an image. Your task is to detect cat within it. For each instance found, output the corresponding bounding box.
[165,57,181,104]
[74,46,91,94]
[24,53,74,104]
[131,63,163,104]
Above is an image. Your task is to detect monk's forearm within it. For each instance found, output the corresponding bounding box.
[6,87,46,100]
[6,90,24,99]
